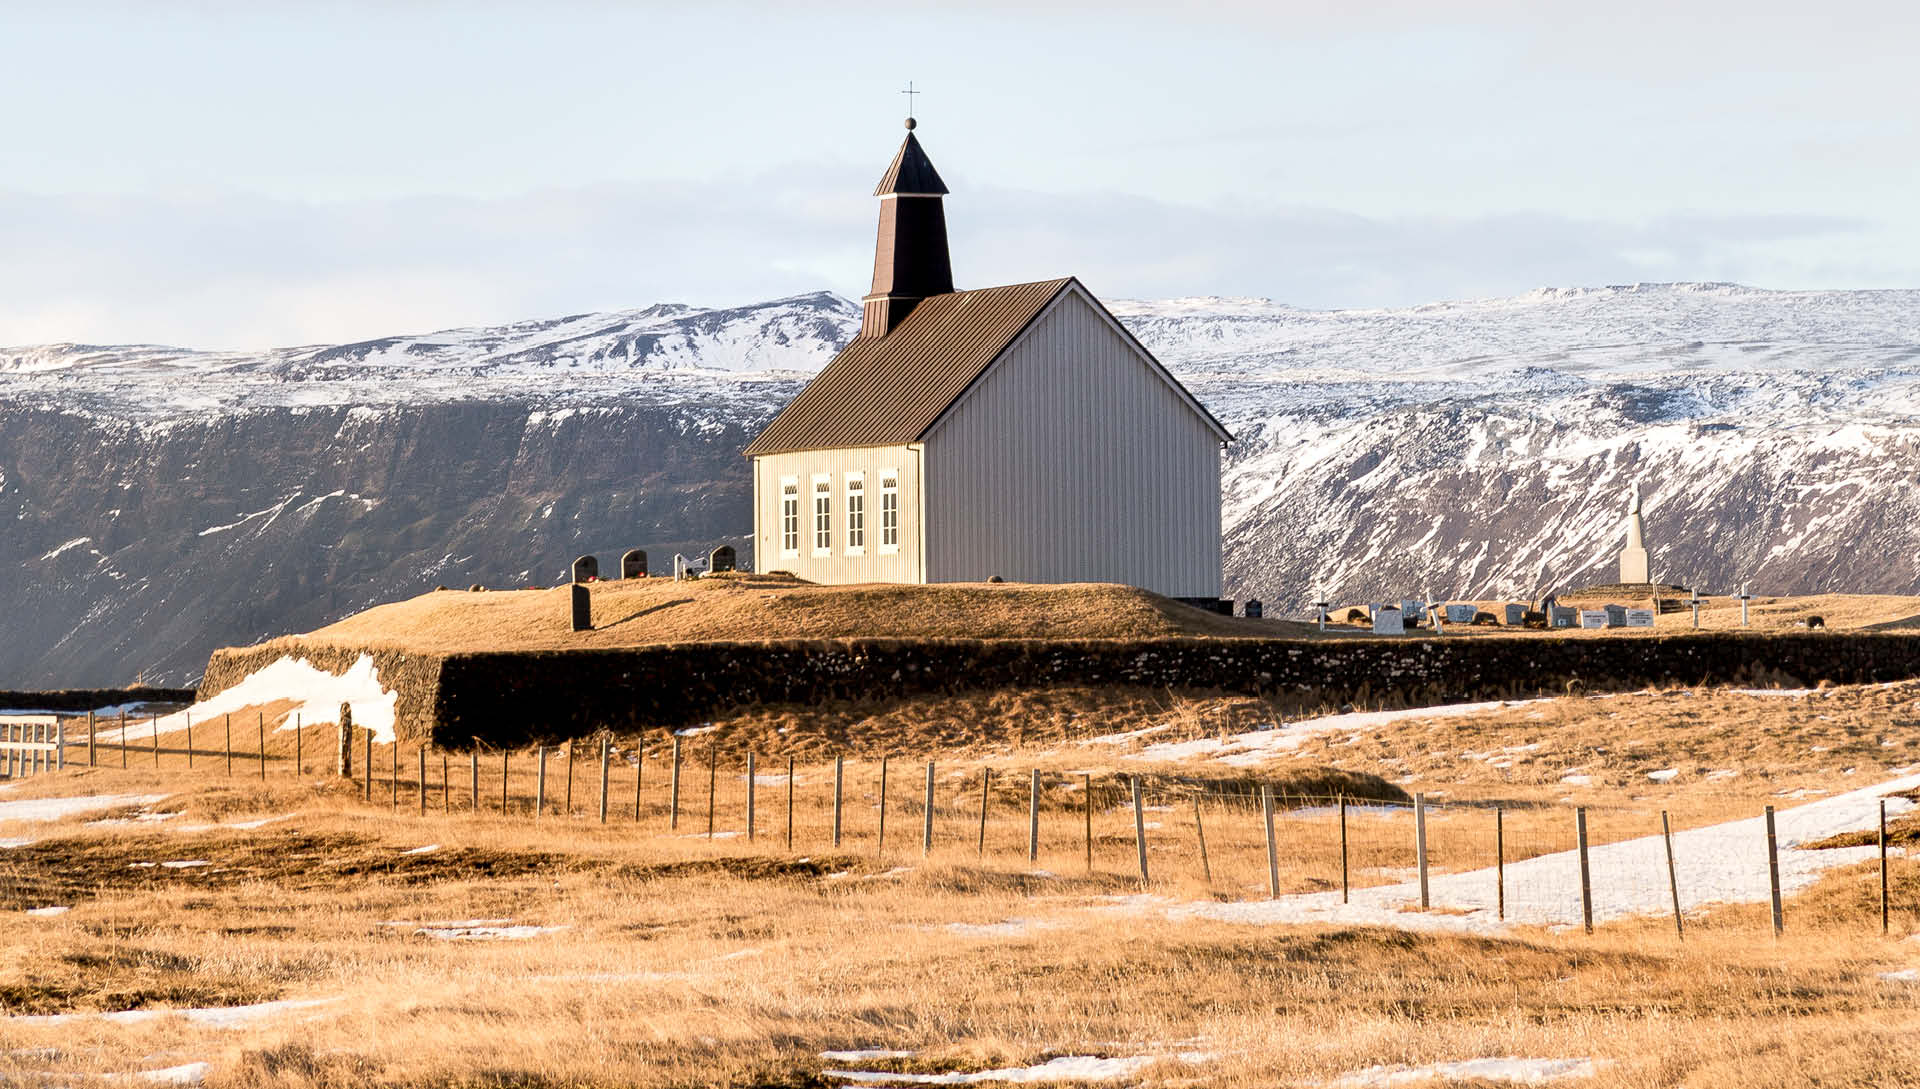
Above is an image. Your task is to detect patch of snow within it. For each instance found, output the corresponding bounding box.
[25,905,69,917]
[1647,769,1680,782]
[401,844,440,855]
[100,653,399,744]
[1143,770,1920,933]
[0,793,169,824]
[38,536,92,561]
[9,996,341,1028]
[823,1050,918,1062]
[943,918,1060,938]
[415,924,567,941]
[824,1053,1209,1084]
[160,860,209,869]
[1729,688,1820,698]
[675,724,720,737]
[137,1061,212,1086]
[1325,1056,1600,1087]
[1558,774,1594,786]
[0,837,36,848]
[1879,968,1919,982]
[1136,700,1545,765]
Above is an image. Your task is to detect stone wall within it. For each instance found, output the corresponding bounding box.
[421,632,1920,748]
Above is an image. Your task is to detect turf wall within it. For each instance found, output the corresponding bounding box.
[422,632,1920,748]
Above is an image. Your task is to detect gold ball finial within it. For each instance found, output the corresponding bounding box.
[904,116,916,130]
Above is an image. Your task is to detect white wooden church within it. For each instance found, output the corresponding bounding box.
[744,118,1230,601]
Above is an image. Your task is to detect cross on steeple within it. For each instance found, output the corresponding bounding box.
[900,81,920,119]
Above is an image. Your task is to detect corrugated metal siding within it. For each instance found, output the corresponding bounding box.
[921,287,1223,598]
[742,279,1072,457]
[751,445,924,584]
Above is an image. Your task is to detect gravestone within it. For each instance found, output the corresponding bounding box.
[1504,603,1527,626]
[1445,604,1477,625]
[570,583,592,632]
[1551,606,1578,628]
[1624,608,1655,628]
[1579,610,1610,629]
[1243,599,1263,619]
[1603,604,1627,628]
[621,549,647,579]
[571,555,599,583]
[1400,599,1426,621]
[1371,605,1405,635]
[709,545,736,574]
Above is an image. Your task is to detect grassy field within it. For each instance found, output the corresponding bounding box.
[5,680,1919,1087]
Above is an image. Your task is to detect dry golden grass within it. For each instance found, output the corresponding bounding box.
[7,678,1920,1086]
[283,574,1305,653]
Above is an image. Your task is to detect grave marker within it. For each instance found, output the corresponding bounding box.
[1504,603,1527,625]
[1371,605,1405,635]
[708,544,736,574]
[1445,604,1477,625]
[1551,606,1578,628]
[571,555,599,583]
[1243,598,1263,619]
[1625,608,1656,628]
[621,549,647,579]
[1400,599,1426,621]
[1579,610,1610,629]
[1603,604,1627,628]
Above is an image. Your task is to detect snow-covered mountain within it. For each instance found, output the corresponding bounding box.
[3,282,1916,686]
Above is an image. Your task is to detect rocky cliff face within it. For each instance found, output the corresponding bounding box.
[4,282,1916,686]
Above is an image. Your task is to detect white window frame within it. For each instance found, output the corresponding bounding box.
[779,476,800,557]
[879,469,900,554]
[811,474,832,556]
[844,472,866,555]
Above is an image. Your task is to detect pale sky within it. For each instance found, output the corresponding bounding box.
[3,0,1915,348]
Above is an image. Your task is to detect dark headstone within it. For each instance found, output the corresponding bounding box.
[468,584,485,592]
[1504,604,1526,626]
[571,555,599,583]
[1807,614,1826,630]
[988,575,1004,584]
[621,549,647,579]
[570,583,592,632]
[1244,599,1263,619]
[708,545,736,574]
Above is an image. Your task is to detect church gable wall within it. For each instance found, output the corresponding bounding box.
[921,288,1222,596]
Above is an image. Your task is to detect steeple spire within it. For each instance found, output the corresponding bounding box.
[861,117,954,338]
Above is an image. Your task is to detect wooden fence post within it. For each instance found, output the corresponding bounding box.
[87,711,96,767]
[921,760,934,856]
[1085,774,1094,873]
[876,755,889,857]
[785,755,795,848]
[294,713,301,775]
[390,742,399,810]
[1576,806,1593,934]
[1765,804,1783,936]
[832,755,844,847]
[120,711,127,769]
[151,715,159,767]
[1192,793,1209,883]
[1027,769,1040,863]
[976,767,990,855]
[363,730,372,801]
[747,751,758,843]
[1339,796,1349,904]
[337,705,352,779]
[55,718,64,770]
[1662,810,1682,938]
[599,736,611,825]
[500,751,509,813]
[1262,784,1280,899]
[258,713,266,780]
[535,747,547,819]
[441,752,449,812]
[1415,793,1430,910]
[224,714,232,775]
[1881,799,1891,936]
[706,747,717,840]
[185,713,194,769]
[634,748,644,822]
[1496,806,1505,922]
[417,749,427,815]
[669,737,682,830]
[469,751,478,812]
[1130,775,1149,884]
[565,743,575,817]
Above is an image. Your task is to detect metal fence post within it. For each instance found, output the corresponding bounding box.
[1765,804,1783,936]
[599,736,611,825]
[1262,784,1280,899]
[1662,810,1682,938]
[1576,806,1593,934]
[832,755,844,847]
[87,711,96,767]
[1130,775,1149,884]
[1881,799,1891,936]
[670,736,683,830]
[747,751,758,842]
[785,755,795,848]
[977,767,990,855]
[1027,769,1040,863]
[535,746,547,819]
[876,755,889,856]
[1339,795,1350,904]
[1496,806,1505,922]
[1192,793,1209,883]
[921,760,934,856]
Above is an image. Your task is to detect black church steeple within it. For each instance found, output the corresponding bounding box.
[861,118,954,338]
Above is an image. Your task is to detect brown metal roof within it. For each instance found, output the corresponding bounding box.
[873,132,949,196]
[744,278,1072,457]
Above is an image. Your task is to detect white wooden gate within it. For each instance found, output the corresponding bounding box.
[0,715,63,777]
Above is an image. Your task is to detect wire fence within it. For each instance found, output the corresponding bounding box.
[16,713,1909,937]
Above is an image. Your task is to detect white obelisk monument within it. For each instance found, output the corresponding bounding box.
[1619,484,1650,585]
